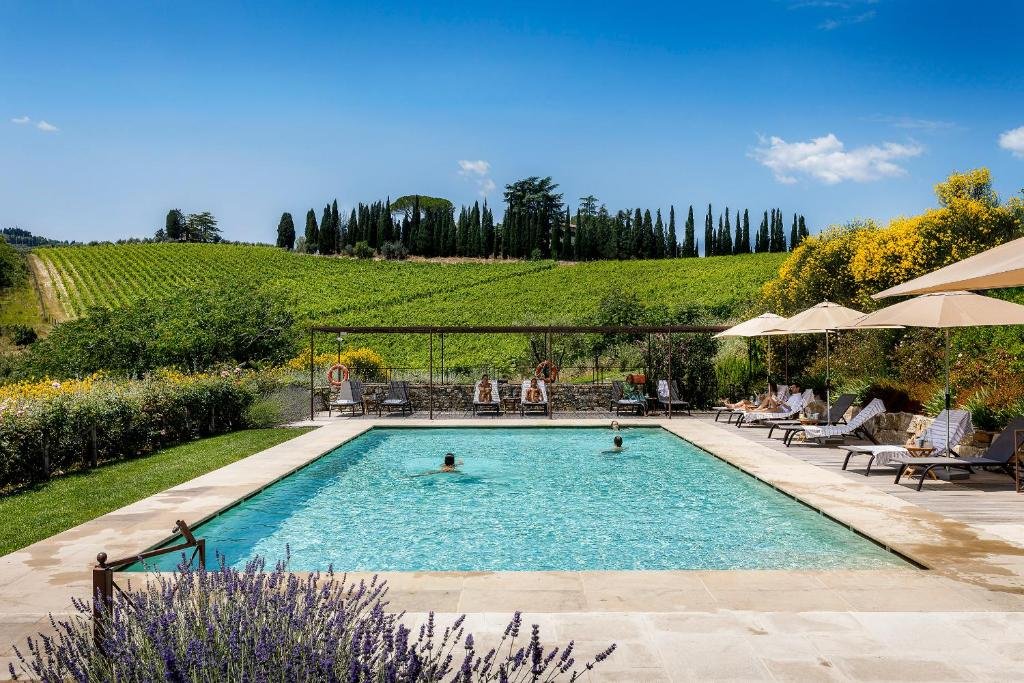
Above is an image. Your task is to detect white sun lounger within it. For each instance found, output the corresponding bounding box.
[842,408,973,475]
[472,379,501,416]
[737,389,813,427]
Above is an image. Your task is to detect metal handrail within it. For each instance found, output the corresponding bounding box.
[92,519,205,647]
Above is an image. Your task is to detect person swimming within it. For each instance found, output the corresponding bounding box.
[610,420,620,431]
[411,452,463,477]
[602,435,625,454]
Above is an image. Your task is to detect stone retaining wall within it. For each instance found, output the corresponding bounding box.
[854,407,992,455]
[322,382,624,413]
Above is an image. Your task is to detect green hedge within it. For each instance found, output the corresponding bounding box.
[0,374,262,491]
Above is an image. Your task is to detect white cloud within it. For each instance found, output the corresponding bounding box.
[998,125,1024,158]
[457,159,490,176]
[457,159,495,197]
[752,133,923,184]
[819,9,875,29]
[35,120,58,132]
[11,115,30,124]
[864,115,958,132]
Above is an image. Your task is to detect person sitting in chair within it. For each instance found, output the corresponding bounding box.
[478,374,493,403]
[525,377,542,403]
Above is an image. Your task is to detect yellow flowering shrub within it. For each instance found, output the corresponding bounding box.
[286,347,385,380]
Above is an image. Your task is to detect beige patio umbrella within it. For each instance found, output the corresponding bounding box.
[714,313,788,397]
[873,236,1024,299]
[852,291,1024,425]
[765,301,891,423]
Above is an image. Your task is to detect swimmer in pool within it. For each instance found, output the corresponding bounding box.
[411,452,464,477]
[610,420,620,431]
[602,435,625,454]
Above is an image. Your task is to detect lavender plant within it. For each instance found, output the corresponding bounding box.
[10,554,615,682]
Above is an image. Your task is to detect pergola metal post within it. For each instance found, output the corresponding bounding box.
[548,328,554,420]
[429,330,434,420]
[667,332,673,419]
[309,328,315,421]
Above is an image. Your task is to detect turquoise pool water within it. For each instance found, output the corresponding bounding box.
[129,427,904,572]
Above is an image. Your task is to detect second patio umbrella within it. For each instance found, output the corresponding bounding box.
[766,301,880,424]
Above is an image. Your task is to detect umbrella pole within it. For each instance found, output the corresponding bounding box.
[767,336,771,398]
[825,331,831,425]
[945,328,951,450]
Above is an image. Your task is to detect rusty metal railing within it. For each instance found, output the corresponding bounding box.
[92,519,205,647]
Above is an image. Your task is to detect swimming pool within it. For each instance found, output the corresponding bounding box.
[129,427,905,572]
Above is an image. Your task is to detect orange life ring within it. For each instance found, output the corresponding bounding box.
[327,364,350,387]
[535,360,559,383]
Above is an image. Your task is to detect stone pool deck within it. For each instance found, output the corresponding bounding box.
[3,416,1024,680]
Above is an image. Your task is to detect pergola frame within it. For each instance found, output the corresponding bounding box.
[309,324,726,420]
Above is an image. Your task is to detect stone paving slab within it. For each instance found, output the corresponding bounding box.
[4,416,1024,680]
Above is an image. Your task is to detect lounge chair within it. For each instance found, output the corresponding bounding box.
[736,389,813,428]
[520,379,549,416]
[381,380,413,416]
[713,385,790,423]
[657,379,691,415]
[767,393,856,445]
[797,398,886,446]
[328,379,364,417]
[892,417,1024,490]
[472,379,501,416]
[843,409,972,477]
[610,380,645,416]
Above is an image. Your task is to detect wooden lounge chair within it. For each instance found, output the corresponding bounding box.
[843,409,972,476]
[610,380,645,416]
[472,379,501,416]
[892,416,1024,490]
[657,379,691,415]
[767,393,856,445]
[381,381,413,416]
[796,398,886,446]
[328,379,364,417]
[519,379,549,416]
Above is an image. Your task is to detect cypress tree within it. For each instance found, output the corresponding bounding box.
[667,206,678,257]
[483,201,495,257]
[276,212,295,249]
[643,210,655,258]
[798,215,809,244]
[722,208,733,255]
[654,209,666,258]
[379,198,393,244]
[733,207,743,254]
[789,213,799,251]
[331,200,341,245]
[318,205,334,255]
[682,205,695,257]
[742,209,751,254]
[304,209,319,253]
[704,204,714,256]
[470,201,482,257]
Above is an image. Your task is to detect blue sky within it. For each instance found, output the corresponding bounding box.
[2,0,1023,243]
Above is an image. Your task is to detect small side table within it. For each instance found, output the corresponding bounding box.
[362,396,381,417]
[901,445,935,480]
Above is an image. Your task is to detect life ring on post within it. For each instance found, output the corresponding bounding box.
[327,364,350,387]
[535,360,559,383]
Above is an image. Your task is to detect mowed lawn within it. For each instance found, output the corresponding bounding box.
[0,428,312,556]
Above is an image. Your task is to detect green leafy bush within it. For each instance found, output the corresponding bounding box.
[353,240,374,259]
[0,372,264,491]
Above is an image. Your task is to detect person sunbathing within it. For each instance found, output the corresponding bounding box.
[477,374,493,403]
[525,377,542,403]
[748,384,801,413]
[726,383,779,410]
